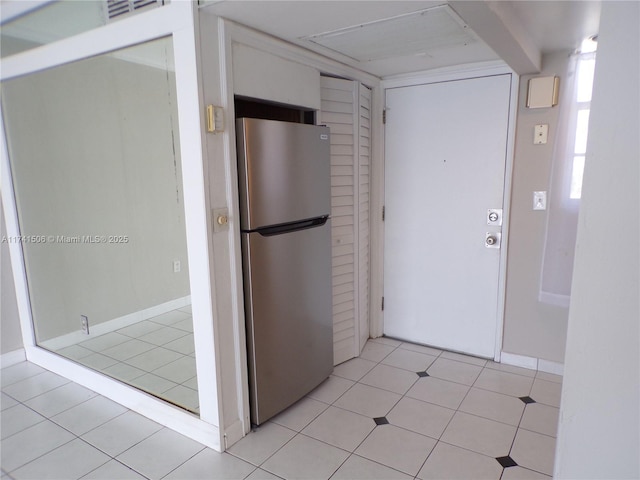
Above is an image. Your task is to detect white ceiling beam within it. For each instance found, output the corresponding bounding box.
[449,0,542,74]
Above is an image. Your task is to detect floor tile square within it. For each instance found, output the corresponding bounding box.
[117,320,164,338]
[163,334,196,355]
[535,371,563,384]
[148,310,191,326]
[271,397,328,431]
[80,353,120,370]
[332,357,377,381]
[307,375,354,404]
[381,348,437,372]
[262,434,349,480]
[51,395,128,435]
[244,468,281,480]
[137,326,188,346]
[440,411,516,457]
[24,382,97,417]
[81,410,163,457]
[1,403,46,439]
[183,376,198,390]
[302,406,375,451]
[2,371,70,402]
[172,318,194,332]
[228,422,295,466]
[0,420,75,472]
[0,392,19,411]
[81,459,147,479]
[359,341,395,362]
[101,362,147,382]
[162,384,199,411]
[359,363,418,394]
[440,351,488,367]
[56,344,95,361]
[152,355,197,384]
[125,348,183,371]
[473,368,534,397]
[116,427,204,480]
[485,361,536,378]
[355,424,436,476]
[501,465,552,479]
[458,387,525,426]
[529,378,562,407]
[333,383,401,418]
[163,448,255,480]
[399,342,443,356]
[100,339,156,361]
[520,403,560,437]
[510,429,556,476]
[79,332,131,352]
[331,454,413,479]
[387,396,455,439]
[417,441,503,480]
[406,376,470,410]
[0,362,46,388]
[129,373,178,395]
[11,438,110,480]
[427,358,483,386]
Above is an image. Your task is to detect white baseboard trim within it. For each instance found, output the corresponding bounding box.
[40,296,191,351]
[501,351,564,376]
[1,348,26,368]
[538,291,570,308]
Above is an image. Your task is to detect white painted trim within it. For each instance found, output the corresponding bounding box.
[493,71,520,362]
[381,61,511,89]
[1,0,224,451]
[351,79,362,359]
[1,348,26,368]
[501,350,564,376]
[539,291,571,308]
[39,296,191,351]
[25,345,220,450]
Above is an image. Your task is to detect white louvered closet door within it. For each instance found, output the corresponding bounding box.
[320,77,371,366]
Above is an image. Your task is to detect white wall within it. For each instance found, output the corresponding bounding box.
[554,2,639,478]
[1,200,23,354]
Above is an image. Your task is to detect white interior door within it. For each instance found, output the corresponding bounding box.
[383,74,511,358]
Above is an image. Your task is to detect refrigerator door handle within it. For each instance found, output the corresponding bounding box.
[250,215,329,237]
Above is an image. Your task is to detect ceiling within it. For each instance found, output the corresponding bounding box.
[202,0,601,77]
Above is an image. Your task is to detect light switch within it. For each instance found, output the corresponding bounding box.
[534,124,548,144]
[533,191,547,210]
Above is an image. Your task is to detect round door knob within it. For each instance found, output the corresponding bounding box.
[486,236,496,246]
[217,214,228,226]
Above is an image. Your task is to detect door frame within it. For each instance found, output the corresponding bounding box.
[371,62,519,361]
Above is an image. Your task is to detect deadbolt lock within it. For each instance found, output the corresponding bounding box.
[487,209,503,226]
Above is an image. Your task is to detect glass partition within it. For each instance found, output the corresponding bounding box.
[2,36,199,414]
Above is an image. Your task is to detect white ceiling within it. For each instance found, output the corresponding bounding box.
[202,0,601,77]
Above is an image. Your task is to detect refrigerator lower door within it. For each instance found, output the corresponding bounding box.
[242,221,333,425]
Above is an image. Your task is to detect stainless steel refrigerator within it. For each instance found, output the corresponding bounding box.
[236,117,333,425]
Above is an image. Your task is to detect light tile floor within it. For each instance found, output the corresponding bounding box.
[1,337,562,479]
[50,306,199,413]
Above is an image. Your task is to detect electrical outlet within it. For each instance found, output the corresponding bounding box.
[173,260,181,273]
[81,315,90,335]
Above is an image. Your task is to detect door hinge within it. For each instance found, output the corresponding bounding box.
[382,206,385,221]
[382,109,386,124]
[381,297,385,311]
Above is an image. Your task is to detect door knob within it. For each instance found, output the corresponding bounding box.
[485,232,501,249]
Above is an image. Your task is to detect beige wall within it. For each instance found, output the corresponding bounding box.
[1,44,190,343]
[1,201,24,354]
[555,1,639,476]
[502,51,574,363]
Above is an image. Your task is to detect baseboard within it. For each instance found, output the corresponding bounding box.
[40,295,191,351]
[501,351,564,376]
[1,348,26,368]
[538,291,570,308]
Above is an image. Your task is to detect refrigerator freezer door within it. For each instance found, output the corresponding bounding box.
[237,118,331,230]
[242,221,333,425]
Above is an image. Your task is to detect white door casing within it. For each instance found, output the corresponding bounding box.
[383,74,512,358]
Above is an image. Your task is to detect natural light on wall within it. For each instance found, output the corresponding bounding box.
[570,38,597,199]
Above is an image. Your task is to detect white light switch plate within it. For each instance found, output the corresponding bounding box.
[533,191,547,210]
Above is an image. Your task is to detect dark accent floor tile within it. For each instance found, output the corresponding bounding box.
[373,416,389,425]
[496,456,518,468]
[416,371,430,378]
[519,396,536,404]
